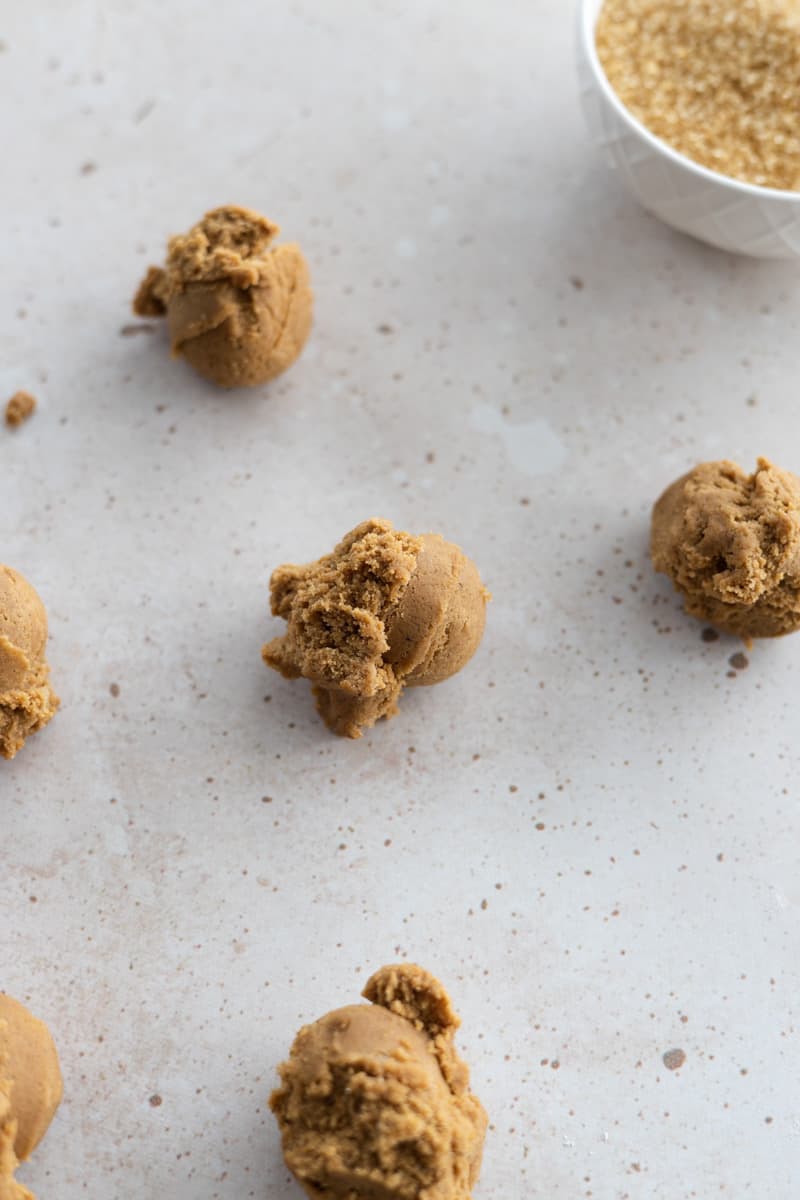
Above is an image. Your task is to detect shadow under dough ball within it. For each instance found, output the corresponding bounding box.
[0,566,59,760]
[270,963,487,1200]
[0,994,63,1200]
[133,205,313,387]
[651,457,800,638]
[262,518,490,737]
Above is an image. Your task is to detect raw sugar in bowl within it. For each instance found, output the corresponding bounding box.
[577,0,800,259]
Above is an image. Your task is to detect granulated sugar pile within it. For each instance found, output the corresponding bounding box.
[596,0,800,190]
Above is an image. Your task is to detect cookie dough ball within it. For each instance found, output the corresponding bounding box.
[270,963,487,1200]
[651,457,800,638]
[0,994,63,1200]
[0,567,59,760]
[262,518,490,737]
[133,205,312,388]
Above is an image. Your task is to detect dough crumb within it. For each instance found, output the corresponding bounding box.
[0,566,60,759]
[651,457,800,638]
[132,205,313,388]
[270,963,487,1200]
[5,392,36,428]
[262,518,489,737]
[0,994,63,1200]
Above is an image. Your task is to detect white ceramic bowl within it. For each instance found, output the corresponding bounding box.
[577,0,800,259]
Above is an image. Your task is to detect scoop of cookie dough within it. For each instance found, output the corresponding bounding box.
[651,457,800,638]
[262,518,489,737]
[133,205,313,388]
[0,567,59,760]
[270,963,487,1200]
[0,994,63,1200]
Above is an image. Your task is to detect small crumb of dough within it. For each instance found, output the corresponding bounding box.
[262,518,490,737]
[5,393,36,429]
[270,963,487,1200]
[0,567,60,760]
[651,457,800,638]
[0,993,63,1200]
[133,205,313,388]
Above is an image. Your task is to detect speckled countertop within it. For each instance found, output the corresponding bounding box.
[3,2,800,1197]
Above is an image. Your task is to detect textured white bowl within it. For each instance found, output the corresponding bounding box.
[578,0,800,259]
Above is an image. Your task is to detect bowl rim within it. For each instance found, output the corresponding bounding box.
[579,0,800,205]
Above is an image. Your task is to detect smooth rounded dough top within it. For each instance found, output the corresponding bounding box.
[386,534,489,687]
[0,567,48,693]
[0,994,63,1163]
[651,457,800,638]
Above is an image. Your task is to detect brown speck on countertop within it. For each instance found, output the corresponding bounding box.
[134,98,156,124]
[480,899,488,911]
[425,450,436,464]
[570,275,584,290]
[5,390,37,427]
[377,323,393,334]
[80,161,97,175]
[729,652,749,671]
[109,683,120,697]
[701,627,719,643]
[120,323,156,337]
[662,1048,686,1070]
[149,1094,163,1107]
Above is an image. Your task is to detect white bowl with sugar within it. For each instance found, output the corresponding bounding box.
[577,0,800,259]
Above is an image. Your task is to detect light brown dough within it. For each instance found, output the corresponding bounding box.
[4,394,36,429]
[133,205,312,388]
[0,567,59,760]
[651,457,800,638]
[270,963,487,1200]
[262,518,489,737]
[0,994,63,1200]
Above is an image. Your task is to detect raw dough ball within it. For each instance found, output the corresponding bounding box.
[0,567,59,760]
[0,994,63,1200]
[270,963,487,1200]
[651,457,800,638]
[262,518,490,737]
[133,205,312,388]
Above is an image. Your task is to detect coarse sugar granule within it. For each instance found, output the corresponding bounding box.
[596,0,800,190]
